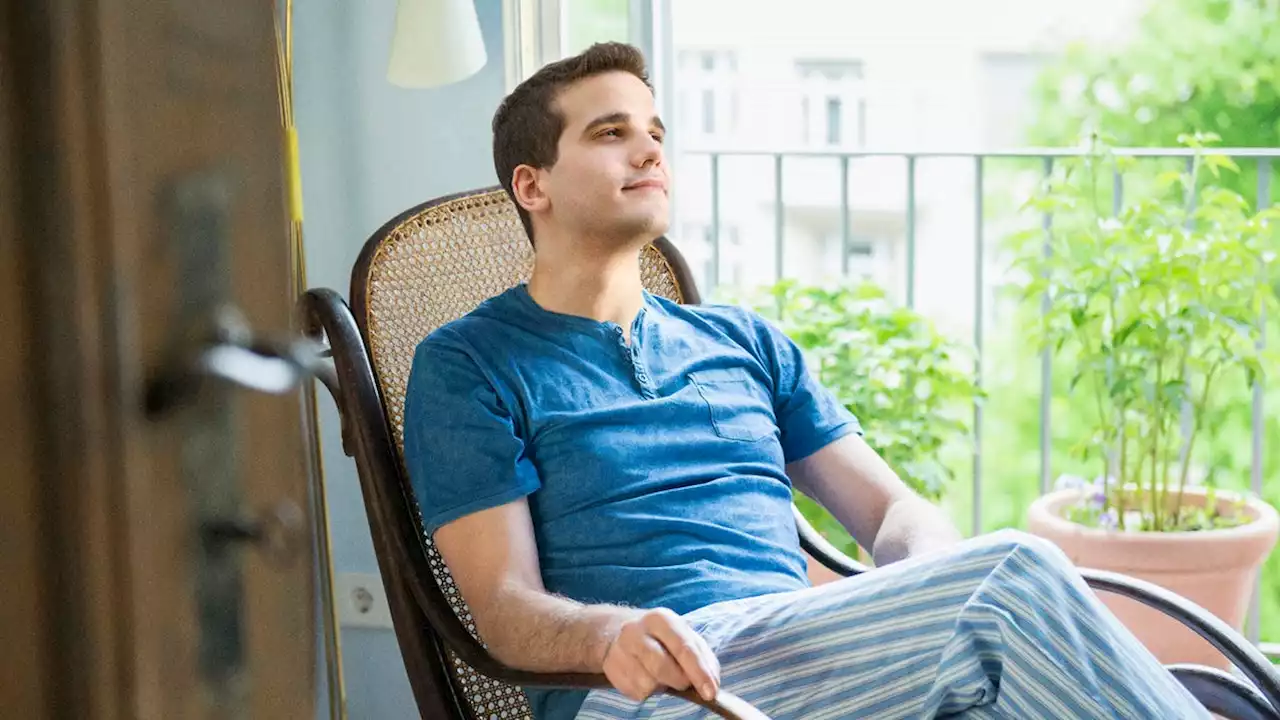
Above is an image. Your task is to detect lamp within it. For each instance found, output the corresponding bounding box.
[386,0,488,88]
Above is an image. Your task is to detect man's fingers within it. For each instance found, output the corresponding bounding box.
[603,645,660,702]
[633,635,691,691]
[617,672,658,703]
[642,610,720,701]
[619,672,659,703]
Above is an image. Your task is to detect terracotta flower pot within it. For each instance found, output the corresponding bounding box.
[1027,486,1279,669]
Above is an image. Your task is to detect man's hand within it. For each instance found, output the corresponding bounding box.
[602,608,721,703]
[433,502,720,698]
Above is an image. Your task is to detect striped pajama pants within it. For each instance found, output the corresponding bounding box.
[574,529,1213,719]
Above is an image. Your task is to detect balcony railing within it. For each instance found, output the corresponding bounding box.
[684,146,1279,654]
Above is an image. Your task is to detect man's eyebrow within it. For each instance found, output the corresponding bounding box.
[582,112,629,135]
[581,112,667,135]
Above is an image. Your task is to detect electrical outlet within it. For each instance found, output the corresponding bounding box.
[334,572,394,629]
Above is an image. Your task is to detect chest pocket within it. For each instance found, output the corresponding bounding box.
[688,368,776,442]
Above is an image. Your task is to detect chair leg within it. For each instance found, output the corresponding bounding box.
[1168,664,1280,720]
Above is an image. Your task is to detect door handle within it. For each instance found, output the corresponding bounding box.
[144,304,333,418]
[201,500,305,569]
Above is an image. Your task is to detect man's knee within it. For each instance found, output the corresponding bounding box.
[983,528,1075,573]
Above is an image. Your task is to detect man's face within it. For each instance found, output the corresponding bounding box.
[529,71,669,246]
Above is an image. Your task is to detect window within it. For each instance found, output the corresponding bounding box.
[825,97,842,146]
[800,96,810,144]
[564,0,630,57]
[511,0,641,89]
[794,57,867,148]
[677,48,738,140]
[856,98,867,148]
[847,240,877,281]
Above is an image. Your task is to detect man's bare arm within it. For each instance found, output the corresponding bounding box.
[787,433,962,566]
[433,498,721,702]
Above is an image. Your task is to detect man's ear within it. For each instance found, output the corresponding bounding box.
[511,165,550,214]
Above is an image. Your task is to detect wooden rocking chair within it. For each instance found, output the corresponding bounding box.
[298,186,1280,720]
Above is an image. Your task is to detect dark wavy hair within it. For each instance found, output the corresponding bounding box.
[491,42,652,246]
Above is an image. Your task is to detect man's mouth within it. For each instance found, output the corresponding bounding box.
[623,178,667,193]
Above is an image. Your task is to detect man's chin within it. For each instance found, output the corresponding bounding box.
[608,215,670,244]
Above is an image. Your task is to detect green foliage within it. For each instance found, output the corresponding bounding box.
[1005,133,1280,531]
[1030,0,1280,147]
[1028,0,1280,202]
[987,0,1280,641]
[723,281,982,556]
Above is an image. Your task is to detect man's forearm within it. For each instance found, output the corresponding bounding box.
[476,583,641,673]
[871,495,963,566]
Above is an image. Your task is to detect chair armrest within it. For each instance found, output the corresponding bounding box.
[516,678,770,720]
[1079,568,1280,715]
[1166,664,1279,720]
[793,504,871,576]
[296,288,361,457]
[795,512,1280,718]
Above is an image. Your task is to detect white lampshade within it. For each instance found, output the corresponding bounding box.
[387,0,488,88]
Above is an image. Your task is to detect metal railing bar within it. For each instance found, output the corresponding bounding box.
[710,153,721,290]
[1040,156,1054,497]
[840,156,851,278]
[973,156,985,537]
[774,154,784,281]
[1248,157,1271,644]
[906,155,917,308]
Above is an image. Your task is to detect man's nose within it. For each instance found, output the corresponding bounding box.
[632,134,663,168]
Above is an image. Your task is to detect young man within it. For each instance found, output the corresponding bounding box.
[403,42,1210,720]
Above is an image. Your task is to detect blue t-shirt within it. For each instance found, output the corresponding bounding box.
[403,284,861,719]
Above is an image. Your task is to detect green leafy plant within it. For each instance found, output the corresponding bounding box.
[725,281,982,556]
[1008,132,1279,532]
[1029,0,1280,207]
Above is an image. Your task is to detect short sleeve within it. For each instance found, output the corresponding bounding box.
[402,335,541,537]
[754,315,862,463]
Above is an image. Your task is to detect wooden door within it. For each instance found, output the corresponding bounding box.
[1,1,315,719]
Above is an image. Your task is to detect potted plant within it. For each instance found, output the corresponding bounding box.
[1010,133,1280,667]
[731,281,982,582]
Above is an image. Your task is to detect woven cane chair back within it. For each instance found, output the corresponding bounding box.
[353,186,694,719]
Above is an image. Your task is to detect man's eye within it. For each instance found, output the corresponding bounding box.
[651,133,665,143]
[601,128,620,137]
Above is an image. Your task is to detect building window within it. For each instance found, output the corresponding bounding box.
[800,96,810,144]
[857,98,867,148]
[795,58,867,148]
[847,239,876,281]
[676,48,738,139]
[825,97,843,146]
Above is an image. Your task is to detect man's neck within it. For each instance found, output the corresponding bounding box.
[526,238,647,334]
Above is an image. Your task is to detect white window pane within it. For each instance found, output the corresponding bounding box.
[564,0,630,57]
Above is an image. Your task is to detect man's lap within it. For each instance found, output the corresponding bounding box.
[574,530,1209,719]
[575,531,1055,719]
